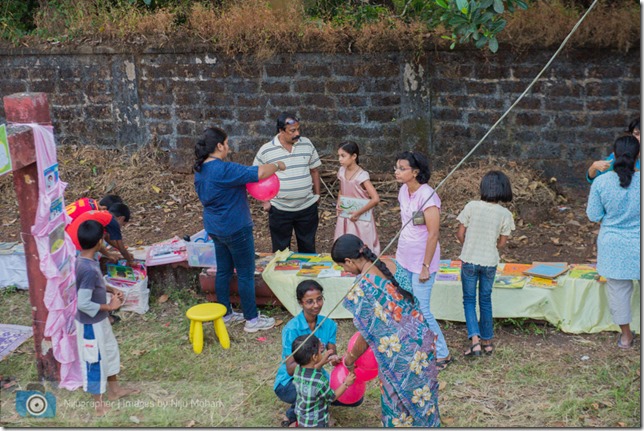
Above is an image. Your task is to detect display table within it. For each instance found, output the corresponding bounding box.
[262,251,640,334]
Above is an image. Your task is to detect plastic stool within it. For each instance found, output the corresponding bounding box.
[186,303,230,353]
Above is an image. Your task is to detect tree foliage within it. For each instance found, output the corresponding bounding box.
[305,0,529,52]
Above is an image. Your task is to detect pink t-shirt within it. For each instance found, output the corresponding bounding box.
[395,183,441,274]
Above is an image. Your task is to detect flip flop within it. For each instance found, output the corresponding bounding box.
[617,334,634,349]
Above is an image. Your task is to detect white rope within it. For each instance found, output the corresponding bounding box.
[215,0,600,425]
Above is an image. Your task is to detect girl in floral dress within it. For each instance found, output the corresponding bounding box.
[331,234,440,427]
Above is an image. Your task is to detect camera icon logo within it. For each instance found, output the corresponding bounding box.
[15,383,56,418]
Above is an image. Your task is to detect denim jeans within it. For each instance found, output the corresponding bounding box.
[275,380,363,422]
[405,270,450,359]
[209,226,258,321]
[460,262,496,341]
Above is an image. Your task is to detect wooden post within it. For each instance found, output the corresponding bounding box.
[3,93,60,382]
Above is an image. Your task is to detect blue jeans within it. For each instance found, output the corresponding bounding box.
[460,262,496,341]
[275,380,363,422]
[406,270,450,359]
[209,226,258,321]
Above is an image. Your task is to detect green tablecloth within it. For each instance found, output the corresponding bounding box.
[262,251,640,334]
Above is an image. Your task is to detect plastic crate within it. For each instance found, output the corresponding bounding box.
[186,230,216,268]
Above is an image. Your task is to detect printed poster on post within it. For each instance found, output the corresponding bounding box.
[0,125,11,176]
[44,163,60,193]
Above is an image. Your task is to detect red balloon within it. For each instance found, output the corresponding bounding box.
[246,174,280,201]
[347,332,379,382]
[330,362,366,404]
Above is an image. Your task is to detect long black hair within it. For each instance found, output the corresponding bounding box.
[613,135,640,188]
[194,127,227,173]
[339,141,360,165]
[331,234,413,302]
[395,151,431,184]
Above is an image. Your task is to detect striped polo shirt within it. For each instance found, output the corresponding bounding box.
[254,135,322,211]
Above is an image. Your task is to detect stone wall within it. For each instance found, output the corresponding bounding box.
[0,46,639,185]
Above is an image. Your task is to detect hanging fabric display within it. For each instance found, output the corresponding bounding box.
[20,123,82,390]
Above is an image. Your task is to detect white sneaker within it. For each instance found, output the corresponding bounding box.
[244,314,275,333]
[223,311,245,324]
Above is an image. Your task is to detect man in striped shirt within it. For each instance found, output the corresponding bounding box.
[254,112,322,253]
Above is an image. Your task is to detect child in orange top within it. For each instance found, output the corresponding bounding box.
[66,195,123,222]
[333,142,381,254]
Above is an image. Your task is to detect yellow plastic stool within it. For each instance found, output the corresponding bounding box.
[186,303,230,353]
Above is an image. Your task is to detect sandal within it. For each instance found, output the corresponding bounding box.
[280,416,297,428]
[436,355,454,371]
[617,334,634,349]
[482,341,495,355]
[464,342,482,357]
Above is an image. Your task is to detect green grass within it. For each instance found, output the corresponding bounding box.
[0,290,640,427]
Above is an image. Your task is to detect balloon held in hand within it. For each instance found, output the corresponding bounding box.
[347,331,379,381]
[246,174,280,201]
[330,362,366,404]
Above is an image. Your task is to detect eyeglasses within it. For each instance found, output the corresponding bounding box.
[284,118,300,126]
[303,296,324,306]
[394,166,411,172]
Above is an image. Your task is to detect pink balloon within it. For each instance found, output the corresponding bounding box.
[330,362,366,405]
[347,332,379,382]
[246,174,280,201]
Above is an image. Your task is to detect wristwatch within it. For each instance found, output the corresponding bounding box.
[422,263,430,269]
[273,162,281,170]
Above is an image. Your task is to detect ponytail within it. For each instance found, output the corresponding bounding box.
[331,234,413,302]
[361,247,414,302]
[338,141,360,165]
[194,127,228,173]
[613,135,640,188]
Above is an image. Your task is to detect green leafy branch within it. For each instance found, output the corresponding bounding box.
[434,0,529,52]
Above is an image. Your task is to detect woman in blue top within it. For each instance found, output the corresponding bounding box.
[587,135,640,349]
[194,127,285,333]
[274,280,360,427]
[587,118,640,183]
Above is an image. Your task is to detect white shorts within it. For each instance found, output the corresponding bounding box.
[75,318,120,395]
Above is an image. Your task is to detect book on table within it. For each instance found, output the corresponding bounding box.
[274,261,301,271]
[500,263,533,276]
[568,264,598,279]
[296,262,333,277]
[522,263,569,279]
[493,275,528,289]
[526,276,559,289]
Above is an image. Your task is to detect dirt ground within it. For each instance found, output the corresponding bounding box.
[0,144,598,265]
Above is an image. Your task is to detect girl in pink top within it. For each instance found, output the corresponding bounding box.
[334,142,381,254]
[394,151,452,370]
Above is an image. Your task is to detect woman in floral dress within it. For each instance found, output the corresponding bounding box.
[331,233,441,427]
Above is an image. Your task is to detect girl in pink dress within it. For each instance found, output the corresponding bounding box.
[334,142,381,254]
